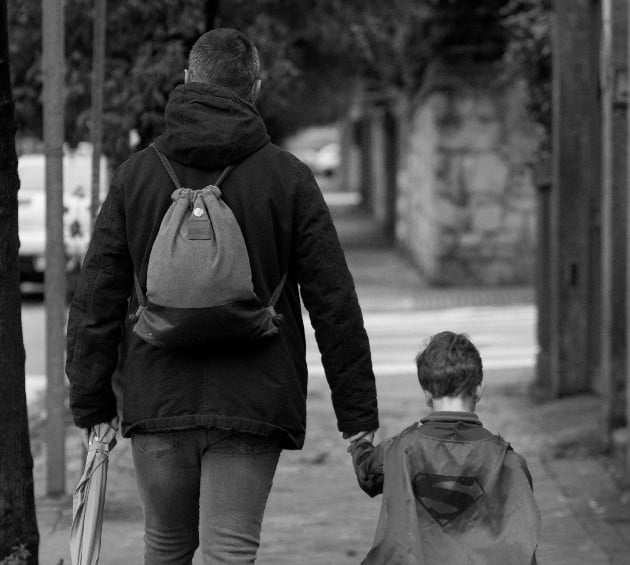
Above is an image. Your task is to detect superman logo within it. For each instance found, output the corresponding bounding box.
[412,473,485,527]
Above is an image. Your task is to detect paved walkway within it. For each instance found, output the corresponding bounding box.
[31,201,630,564]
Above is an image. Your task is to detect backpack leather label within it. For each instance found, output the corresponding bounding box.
[187,195,212,239]
[187,214,212,239]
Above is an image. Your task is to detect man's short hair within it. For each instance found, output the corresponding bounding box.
[415,331,483,398]
[188,28,259,98]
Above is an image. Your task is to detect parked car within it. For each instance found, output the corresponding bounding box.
[291,142,340,177]
[17,145,108,296]
[313,142,340,177]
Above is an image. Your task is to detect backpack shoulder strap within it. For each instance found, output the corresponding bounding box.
[133,272,145,306]
[128,272,146,323]
[214,164,235,187]
[151,143,237,189]
[150,144,182,189]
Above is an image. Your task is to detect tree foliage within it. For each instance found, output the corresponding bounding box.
[8,0,546,165]
[9,0,203,163]
[501,0,551,138]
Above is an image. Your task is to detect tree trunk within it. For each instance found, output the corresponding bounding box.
[550,0,601,396]
[0,0,40,563]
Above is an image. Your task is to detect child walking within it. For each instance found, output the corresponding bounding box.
[350,331,540,565]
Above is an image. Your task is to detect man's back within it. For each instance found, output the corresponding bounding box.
[67,82,378,448]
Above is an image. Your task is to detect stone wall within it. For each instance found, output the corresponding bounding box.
[396,65,542,285]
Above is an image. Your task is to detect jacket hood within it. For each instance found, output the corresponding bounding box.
[153,82,270,169]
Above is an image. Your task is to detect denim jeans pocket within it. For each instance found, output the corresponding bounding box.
[226,432,281,455]
[132,432,179,457]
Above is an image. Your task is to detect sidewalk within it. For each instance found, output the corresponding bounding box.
[32,201,630,564]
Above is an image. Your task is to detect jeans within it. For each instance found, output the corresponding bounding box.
[131,428,281,565]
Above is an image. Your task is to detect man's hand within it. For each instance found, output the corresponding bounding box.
[343,430,376,445]
[80,416,119,449]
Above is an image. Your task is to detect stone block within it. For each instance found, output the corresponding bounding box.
[505,210,536,247]
[434,198,468,230]
[453,94,478,121]
[502,210,525,233]
[439,120,502,152]
[459,231,484,248]
[429,92,453,124]
[493,230,521,248]
[507,194,535,213]
[476,240,507,260]
[471,201,503,232]
[505,165,536,195]
[435,89,503,152]
[475,96,500,122]
[437,229,459,255]
[462,153,509,196]
[436,154,467,204]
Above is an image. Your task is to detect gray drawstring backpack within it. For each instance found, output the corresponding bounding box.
[131,145,286,348]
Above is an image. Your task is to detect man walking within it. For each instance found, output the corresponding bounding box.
[66,28,378,564]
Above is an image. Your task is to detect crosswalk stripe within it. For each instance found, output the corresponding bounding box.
[303,305,537,376]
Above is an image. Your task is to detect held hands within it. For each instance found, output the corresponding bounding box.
[343,429,377,452]
[81,416,120,450]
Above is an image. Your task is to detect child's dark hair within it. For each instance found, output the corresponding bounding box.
[415,331,483,397]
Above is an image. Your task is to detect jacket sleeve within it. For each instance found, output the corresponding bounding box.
[292,162,379,436]
[65,172,133,428]
[350,439,388,497]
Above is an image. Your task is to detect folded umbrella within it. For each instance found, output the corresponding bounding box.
[70,423,117,565]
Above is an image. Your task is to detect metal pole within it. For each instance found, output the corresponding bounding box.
[549,2,561,398]
[601,0,613,445]
[42,0,66,496]
[90,0,106,229]
[626,0,630,477]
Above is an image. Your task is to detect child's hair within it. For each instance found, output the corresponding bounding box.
[415,331,483,398]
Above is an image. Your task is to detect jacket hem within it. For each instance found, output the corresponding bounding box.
[122,413,303,449]
[72,408,118,430]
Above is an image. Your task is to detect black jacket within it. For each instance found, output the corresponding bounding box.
[66,82,379,448]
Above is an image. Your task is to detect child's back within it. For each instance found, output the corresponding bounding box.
[351,332,540,565]
[353,417,539,564]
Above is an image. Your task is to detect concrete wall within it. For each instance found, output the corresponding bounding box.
[396,65,542,285]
